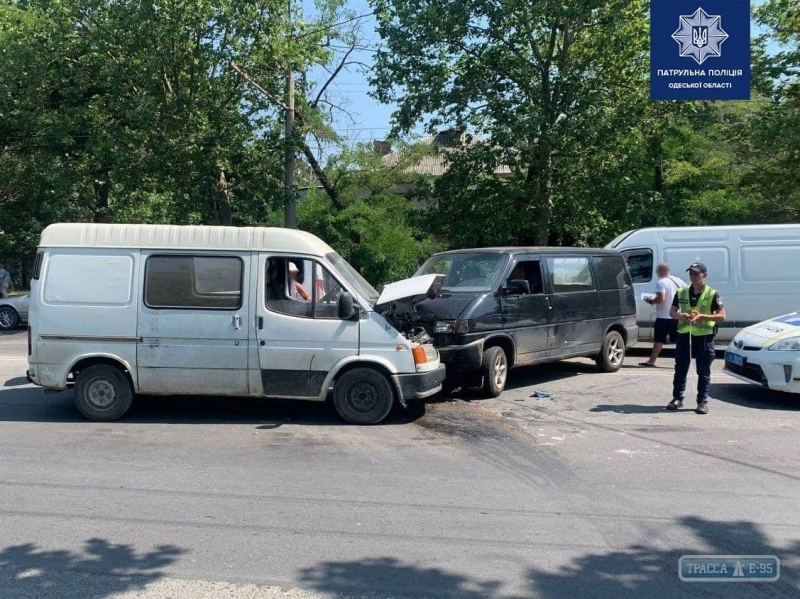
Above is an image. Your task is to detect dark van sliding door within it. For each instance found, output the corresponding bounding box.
[500,256,549,363]
[544,256,602,357]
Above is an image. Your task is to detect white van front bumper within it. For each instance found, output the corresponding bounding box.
[393,364,446,401]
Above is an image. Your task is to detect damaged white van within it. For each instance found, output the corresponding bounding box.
[26,223,445,424]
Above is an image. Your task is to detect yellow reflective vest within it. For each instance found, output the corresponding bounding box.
[676,285,717,336]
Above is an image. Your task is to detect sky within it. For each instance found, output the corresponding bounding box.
[301,0,404,155]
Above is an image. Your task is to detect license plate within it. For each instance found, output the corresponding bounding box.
[725,351,744,367]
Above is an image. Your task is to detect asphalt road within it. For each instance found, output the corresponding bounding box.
[1,328,799,598]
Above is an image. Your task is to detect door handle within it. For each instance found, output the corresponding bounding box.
[232,314,241,329]
[546,297,553,310]
[257,316,263,330]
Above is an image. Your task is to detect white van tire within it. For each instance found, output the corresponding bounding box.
[74,364,134,421]
[333,368,394,425]
[596,331,625,373]
[481,346,508,397]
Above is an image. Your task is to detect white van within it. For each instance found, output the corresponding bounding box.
[26,223,445,424]
[607,224,800,343]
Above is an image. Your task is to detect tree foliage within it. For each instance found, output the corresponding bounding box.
[371,0,651,244]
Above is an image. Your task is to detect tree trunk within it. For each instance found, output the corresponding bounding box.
[655,152,664,193]
[534,145,553,246]
[92,169,110,223]
[215,167,232,225]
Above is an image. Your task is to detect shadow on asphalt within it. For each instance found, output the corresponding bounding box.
[0,386,427,426]
[589,403,673,414]
[711,383,800,411]
[298,517,800,598]
[0,538,183,598]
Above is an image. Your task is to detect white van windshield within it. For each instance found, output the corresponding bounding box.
[326,252,380,307]
[416,253,507,292]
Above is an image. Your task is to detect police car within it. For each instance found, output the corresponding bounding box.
[724,312,800,394]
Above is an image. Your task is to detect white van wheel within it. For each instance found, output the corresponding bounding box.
[74,364,134,421]
[333,368,394,425]
[596,331,625,373]
[481,346,508,397]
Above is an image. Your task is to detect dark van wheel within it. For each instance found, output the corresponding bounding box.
[74,364,134,421]
[0,306,20,330]
[481,346,508,397]
[596,331,625,372]
[333,368,395,424]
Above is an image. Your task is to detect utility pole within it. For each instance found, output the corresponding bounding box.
[284,0,297,229]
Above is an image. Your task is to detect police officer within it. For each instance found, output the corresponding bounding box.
[668,262,726,414]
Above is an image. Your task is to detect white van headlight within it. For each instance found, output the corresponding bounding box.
[433,320,467,334]
[768,337,800,351]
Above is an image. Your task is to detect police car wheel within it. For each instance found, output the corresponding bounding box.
[596,331,625,373]
[74,364,134,421]
[334,368,394,425]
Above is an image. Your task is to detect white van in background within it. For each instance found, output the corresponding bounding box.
[26,223,445,424]
[606,225,800,343]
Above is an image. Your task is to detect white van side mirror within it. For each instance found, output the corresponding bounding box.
[338,292,356,320]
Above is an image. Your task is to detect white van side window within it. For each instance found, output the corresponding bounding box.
[621,249,653,284]
[44,254,134,305]
[547,257,596,293]
[266,257,348,320]
[144,255,243,309]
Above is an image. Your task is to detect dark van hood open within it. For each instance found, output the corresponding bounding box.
[411,294,477,323]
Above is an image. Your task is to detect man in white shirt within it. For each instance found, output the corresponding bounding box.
[640,263,684,367]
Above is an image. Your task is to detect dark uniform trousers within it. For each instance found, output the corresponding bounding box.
[673,333,715,403]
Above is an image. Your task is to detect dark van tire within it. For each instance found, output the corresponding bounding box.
[0,306,20,330]
[481,346,508,397]
[596,331,625,373]
[74,364,134,421]
[333,368,394,425]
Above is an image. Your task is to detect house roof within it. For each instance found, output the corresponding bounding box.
[380,130,512,177]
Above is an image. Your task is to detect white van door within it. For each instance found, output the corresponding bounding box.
[136,252,250,396]
[620,247,657,340]
[255,254,359,398]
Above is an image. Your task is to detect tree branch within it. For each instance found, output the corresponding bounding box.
[312,44,356,107]
[230,61,344,211]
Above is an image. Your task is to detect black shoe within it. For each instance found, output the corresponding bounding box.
[667,399,683,411]
[696,402,709,415]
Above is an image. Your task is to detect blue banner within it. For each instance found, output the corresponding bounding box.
[651,0,750,100]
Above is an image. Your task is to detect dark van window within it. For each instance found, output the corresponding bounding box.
[506,260,544,294]
[416,253,506,292]
[145,256,243,309]
[594,255,630,290]
[622,249,653,284]
[546,257,595,293]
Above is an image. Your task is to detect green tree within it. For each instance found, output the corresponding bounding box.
[371,0,650,245]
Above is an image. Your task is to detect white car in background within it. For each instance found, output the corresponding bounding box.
[724,312,800,394]
[0,294,29,330]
